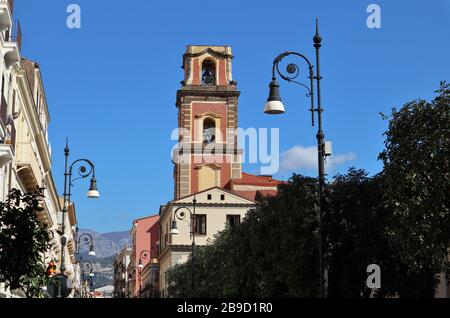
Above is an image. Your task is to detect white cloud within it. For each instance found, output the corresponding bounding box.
[280,145,356,173]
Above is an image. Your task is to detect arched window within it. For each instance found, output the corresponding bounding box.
[201,59,216,85]
[203,118,216,144]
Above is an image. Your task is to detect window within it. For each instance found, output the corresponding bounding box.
[193,215,207,235]
[202,59,216,85]
[207,194,212,200]
[220,194,225,201]
[226,215,241,227]
[203,118,216,144]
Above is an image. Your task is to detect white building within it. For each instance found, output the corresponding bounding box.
[0,0,77,297]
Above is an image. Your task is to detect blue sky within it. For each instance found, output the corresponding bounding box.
[15,1,450,233]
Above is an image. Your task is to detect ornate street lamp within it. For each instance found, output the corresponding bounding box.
[138,250,151,297]
[57,138,100,298]
[76,232,96,258]
[138,250,151,269]
[263,20,329,298]
[80,261,95,298]
[127,266,138,298]
[82,260,95,277]
[170,197,197,295]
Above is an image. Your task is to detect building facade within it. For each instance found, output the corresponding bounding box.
[139,219,160,298]
[113,247,131,298]
[128,215,159,298]
[0,0,77,298]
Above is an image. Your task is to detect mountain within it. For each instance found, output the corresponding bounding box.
[77,229,131,289]
[78,229,131,258]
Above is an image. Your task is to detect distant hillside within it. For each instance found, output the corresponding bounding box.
[78,229,131,258]
[102,231,130,243]
[77,229,131,289]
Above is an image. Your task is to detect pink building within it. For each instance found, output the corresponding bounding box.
[129,215,159,297]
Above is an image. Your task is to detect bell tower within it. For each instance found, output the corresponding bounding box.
[173,45,242,199]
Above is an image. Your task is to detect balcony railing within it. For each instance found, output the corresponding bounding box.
[5,19,21,51]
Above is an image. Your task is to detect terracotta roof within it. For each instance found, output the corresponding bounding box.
[133,214,159,223]
[232,191,257,201]
[231,172,283,186]
[232,189,278,201]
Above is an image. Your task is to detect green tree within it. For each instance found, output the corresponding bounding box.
[0,189,52,298]
[379,81,450,297]
[167,83,449,298]
[325,168,388,297]
[167,175,320,298]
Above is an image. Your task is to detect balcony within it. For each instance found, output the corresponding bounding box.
[0,92,13,167]
[3,19,21,67]
[35,188,57,228]
[16,141,42,193]
[0,0,13,32]
[0,92,16,153]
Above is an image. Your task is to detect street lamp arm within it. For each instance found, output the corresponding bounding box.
[69,159,96,185]
[173,206,194,220]
[77,233,94,246]
[82,260,94,272]
[272,51,316,126]
[140,249,151,260]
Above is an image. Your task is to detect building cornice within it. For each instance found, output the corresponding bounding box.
[176,86,240,107]
[159,244,193,260]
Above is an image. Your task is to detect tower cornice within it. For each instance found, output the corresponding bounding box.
[176,86,240,107]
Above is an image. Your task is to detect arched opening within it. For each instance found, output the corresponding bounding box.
[203,117,216,144]
[201,59,216,85]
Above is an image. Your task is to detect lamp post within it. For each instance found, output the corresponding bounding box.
[127,266,138,298]
[170,197,197,295]
[138,249,151,297]
[263,19,328,298]
[57,138,99,298]
[76,233,96,260]
[80,261,95,298]
[75,233,95,297]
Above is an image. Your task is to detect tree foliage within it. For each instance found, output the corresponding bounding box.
[379,81,450,297]
[0,189,52,298]
[167,175,320,297]
[325,169,389,297]
[167,82,449,298]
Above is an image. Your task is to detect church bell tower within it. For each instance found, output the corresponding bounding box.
[173,46,242,199]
